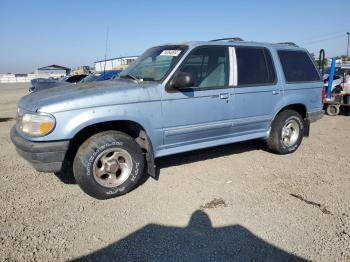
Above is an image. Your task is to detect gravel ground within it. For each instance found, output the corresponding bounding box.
[0,83,349,261]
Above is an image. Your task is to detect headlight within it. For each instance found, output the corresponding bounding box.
[18,110,55,137]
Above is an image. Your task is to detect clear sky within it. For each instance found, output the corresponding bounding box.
[0,0,349,73]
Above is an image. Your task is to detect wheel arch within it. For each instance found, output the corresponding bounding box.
[274,103,307,120]
[272,103,309,137]
[65,120,156,178]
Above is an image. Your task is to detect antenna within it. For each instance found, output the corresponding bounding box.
[103,26,109,79]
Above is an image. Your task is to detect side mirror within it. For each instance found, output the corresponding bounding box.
[170,72,194,89]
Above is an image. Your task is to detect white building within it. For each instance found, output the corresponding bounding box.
[0,64,70,84]
[0,73,38,83]
[94,56,138,72]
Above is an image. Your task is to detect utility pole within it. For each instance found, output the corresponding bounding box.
[347,32,350,58]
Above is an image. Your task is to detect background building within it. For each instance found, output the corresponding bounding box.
[0,73,37,83]
[0,65,70,83]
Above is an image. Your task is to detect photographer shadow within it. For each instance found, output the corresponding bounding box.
[72,210,307,262]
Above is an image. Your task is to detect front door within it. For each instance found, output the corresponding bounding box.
[160,46,233,153]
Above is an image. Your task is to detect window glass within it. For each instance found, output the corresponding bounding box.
[66,75,86,83]
[80,73,100,83]
[120,45,186,81]
[278,50,320,82]
[179,46,229,88]
[236,47,276,85]
[95,70,121,81]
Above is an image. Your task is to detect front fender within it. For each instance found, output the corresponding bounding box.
[29,102,163,151]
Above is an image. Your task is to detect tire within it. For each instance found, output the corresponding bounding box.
[266,110,304,154]
[326,104,340,116]
[73,131,145,199]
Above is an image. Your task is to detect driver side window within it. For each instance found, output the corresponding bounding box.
[179,46,229,89]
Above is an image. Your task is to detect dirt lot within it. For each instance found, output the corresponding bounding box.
[0,83,349,261]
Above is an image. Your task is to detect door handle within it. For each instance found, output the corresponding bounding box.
[272,90,280,95]
[219,93,229,99]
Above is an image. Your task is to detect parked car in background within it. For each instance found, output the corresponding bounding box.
[323,66,350,95]
[12,39,323,199]
[78,73,100,83]
[80,70,121,83]
[29,74,87,92]
[97,70,122,80]
[343,71,350,93]
[30,70,122,92]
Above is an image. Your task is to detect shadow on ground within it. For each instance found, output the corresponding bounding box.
[71,210,306,262]
[54,139,265,185]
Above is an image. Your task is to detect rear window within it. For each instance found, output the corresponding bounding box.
[236,47,276,86]
[278,50,320,82]
[66,75,86,83]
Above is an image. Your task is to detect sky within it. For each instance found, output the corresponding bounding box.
[0,0,349,73]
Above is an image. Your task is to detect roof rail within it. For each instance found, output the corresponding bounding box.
[210,37,244,42]
[276,42,299,47]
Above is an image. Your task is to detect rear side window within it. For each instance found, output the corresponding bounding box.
[278,50,320,82]
[236,47,276,85]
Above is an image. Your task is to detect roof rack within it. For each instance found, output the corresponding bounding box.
[276,42,299,47]
[210,37,244,42]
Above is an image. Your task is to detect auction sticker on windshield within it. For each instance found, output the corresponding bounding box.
[160,50,182,56]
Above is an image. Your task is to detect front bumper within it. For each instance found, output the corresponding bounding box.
[306,110,324,123]
[10,126,69,172]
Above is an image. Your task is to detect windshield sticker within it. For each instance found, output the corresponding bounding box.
[160,50,182,56]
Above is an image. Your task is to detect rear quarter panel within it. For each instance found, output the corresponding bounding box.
[271,46,323,115]
[281,82,323,113]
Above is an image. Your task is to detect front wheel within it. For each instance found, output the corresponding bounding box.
[73,131,145,199]
[266,110,304,154]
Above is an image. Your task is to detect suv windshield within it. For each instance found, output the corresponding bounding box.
[119,45,187,81]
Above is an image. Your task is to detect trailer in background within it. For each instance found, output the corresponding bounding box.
[321,55,350,116]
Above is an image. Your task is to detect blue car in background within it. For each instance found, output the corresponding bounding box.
[29,74,87,92]
[80,70,121,83]
[30,70,121,92]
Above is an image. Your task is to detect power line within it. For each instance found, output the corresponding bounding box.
[295,29,347,43]
[299,32,344,44]
[301,34,344,46]
[295,26,350,42]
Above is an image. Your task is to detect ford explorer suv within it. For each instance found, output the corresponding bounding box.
[11,38,323,199]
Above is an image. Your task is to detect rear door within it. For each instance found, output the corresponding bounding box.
[231,46,280,135]
[160,46,234,152]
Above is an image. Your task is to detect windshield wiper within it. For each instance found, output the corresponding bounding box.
[120,73,142,83]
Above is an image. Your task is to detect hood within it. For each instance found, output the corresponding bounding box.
[19,78,160,113]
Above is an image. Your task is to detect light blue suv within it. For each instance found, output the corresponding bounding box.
[11,38,323,199]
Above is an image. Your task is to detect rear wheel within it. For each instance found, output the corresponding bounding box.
[266,110,304,154]
[326,104,340,116]
[73,131,145,199]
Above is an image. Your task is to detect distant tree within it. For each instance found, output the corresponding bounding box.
[316,59,328,67]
